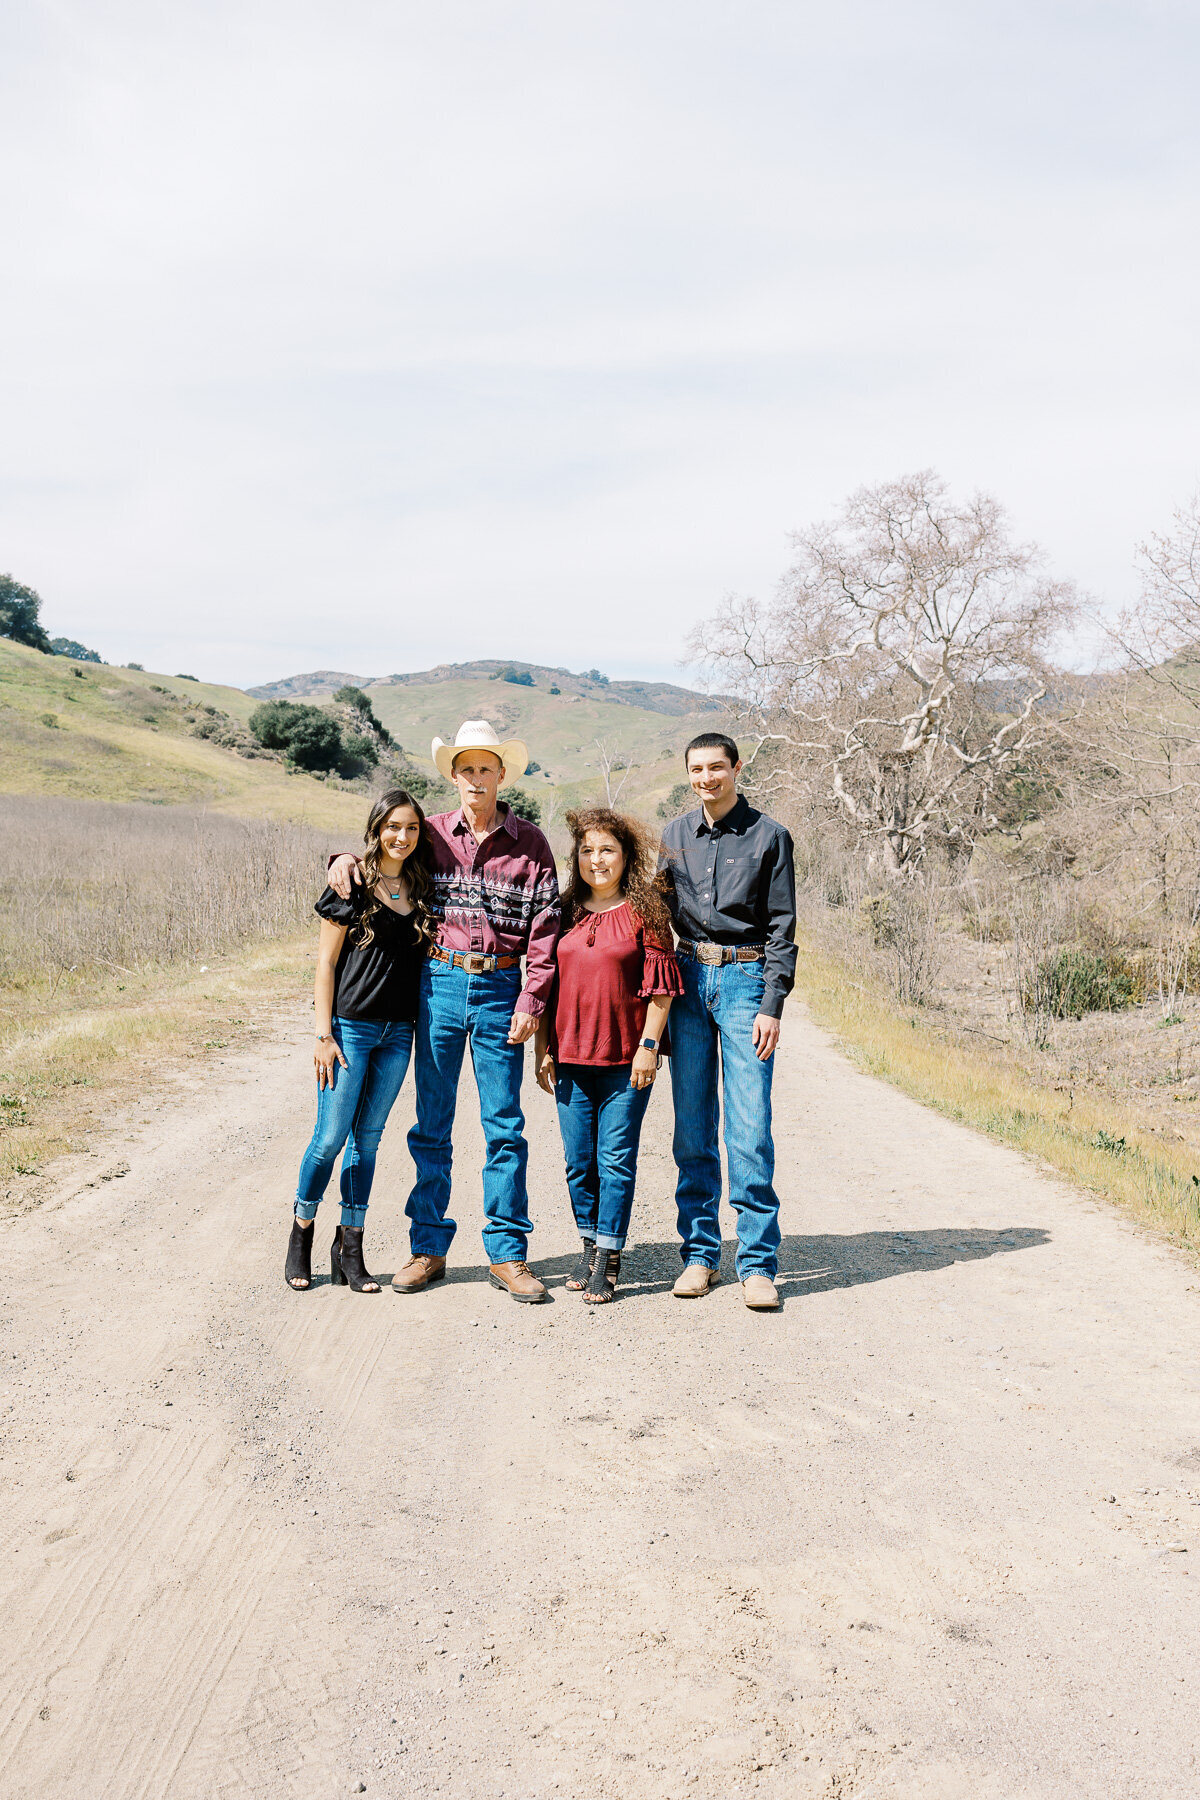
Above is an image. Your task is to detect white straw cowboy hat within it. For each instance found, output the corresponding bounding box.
[432,719,529,786]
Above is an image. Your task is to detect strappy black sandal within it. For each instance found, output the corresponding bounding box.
[583,1249,620,1305]
[331,1225,381,1293]
[285,1217,314,1291]
[565,1239,597,1291]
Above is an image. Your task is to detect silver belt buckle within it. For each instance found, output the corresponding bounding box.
[696,942,723,966]
[463,953,488,973]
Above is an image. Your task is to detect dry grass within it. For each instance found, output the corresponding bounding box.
[1,795,331,1002]
[0,935,315,1197]
[794,933,1200,1255]
[0,793,343,1190]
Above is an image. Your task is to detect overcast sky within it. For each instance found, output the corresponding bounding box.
[1,0,1197,687]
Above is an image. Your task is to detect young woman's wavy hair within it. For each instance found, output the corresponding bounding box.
[560,807,673,941]
[355,788,436,949]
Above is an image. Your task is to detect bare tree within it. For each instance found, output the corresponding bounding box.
[1127,493,1200,671]
[691,471,1078,877]
[1060,496,1200,944]
[593,738,636,808]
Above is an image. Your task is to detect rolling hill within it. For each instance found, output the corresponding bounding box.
[247,658,725,719]
[0,639,365,831]
[0,643,736,827]
[246,659,732,814]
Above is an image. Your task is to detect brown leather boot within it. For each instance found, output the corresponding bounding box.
[392,1254,447,1294]
[488,1260,548,1303]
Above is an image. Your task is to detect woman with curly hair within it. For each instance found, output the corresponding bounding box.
[285,788,435,1295]
[534,808,682,1303]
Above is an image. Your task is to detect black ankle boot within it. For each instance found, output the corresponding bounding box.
[331,1225,380,1293]
[285,1217,314,1290]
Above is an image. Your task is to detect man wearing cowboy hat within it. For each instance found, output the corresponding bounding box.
[329,721,560,1302]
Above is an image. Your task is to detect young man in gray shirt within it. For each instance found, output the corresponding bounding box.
[658,732,796,1310]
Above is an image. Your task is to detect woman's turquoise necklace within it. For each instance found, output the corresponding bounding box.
[380,865,404,901]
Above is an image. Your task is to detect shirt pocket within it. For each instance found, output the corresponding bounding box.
[714,854,758,914]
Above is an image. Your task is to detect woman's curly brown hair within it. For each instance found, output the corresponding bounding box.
[354,788,437,950]
[559,807,674,942]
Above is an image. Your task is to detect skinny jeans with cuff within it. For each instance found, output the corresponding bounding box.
[554,1062,653,1251]
[295,1015,414,1229]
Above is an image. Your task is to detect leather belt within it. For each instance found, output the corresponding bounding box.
[430,946,521,974]
[677,939,766,966]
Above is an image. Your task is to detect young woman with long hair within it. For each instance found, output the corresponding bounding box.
[534,808,682,1303]
[285,788,435,1294]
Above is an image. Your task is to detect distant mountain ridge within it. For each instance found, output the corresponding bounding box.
[245,669,374,700]
[247,660,723,718]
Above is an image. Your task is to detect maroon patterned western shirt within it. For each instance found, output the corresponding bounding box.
[425,805,561,1016]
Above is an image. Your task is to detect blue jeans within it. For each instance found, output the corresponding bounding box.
[295,1016,415,1229]
[668,957,781,1279]
[554,1064,653,1251]
[406,959,532,1264]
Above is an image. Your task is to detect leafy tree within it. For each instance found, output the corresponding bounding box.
[333,685,372,713]
[548,684,561,695]
[584,667,609,685]
[0,574,52,652]
[502,667,534,687]
[340,730,379,770]
[506,788,542,825]
[332,683,393,745]
[50,637,102,662]
[249,699,344,772]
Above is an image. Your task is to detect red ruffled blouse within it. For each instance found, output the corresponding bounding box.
[550,900,684,1067]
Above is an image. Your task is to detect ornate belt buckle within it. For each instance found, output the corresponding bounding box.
[697,942,722,966]
[463,953,487,974]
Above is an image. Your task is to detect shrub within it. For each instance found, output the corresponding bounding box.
[176,672,199,681]
[1031,948,1138,1020]
[657,781,692,821]
[340,730,379,770]
[548,684,561,695]
[0,574,52,652]
[331,684,393,746]
[394,766,448,806]
[249,699,344,772]
[506,789,542,825]
[333,685,372,713]
[50,637,102,662]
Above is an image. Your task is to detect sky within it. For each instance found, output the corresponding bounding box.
[1,0,1198,689]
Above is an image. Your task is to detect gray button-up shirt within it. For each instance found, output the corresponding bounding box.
[658,795,797,1018]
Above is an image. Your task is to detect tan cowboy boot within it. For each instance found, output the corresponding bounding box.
[488,1261,548,1303]
[741,1273,780,1310]
[673,1264,719,1298]
[392,1254,446,1294]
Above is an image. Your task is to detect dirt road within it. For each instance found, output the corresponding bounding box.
[1,1001,1199,1800]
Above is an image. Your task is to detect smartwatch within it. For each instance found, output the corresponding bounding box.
[640,1037,659,1052]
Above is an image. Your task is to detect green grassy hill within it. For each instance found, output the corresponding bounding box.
[0,641,733,826]
[0,639,365,830]
[361,675,722,816]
